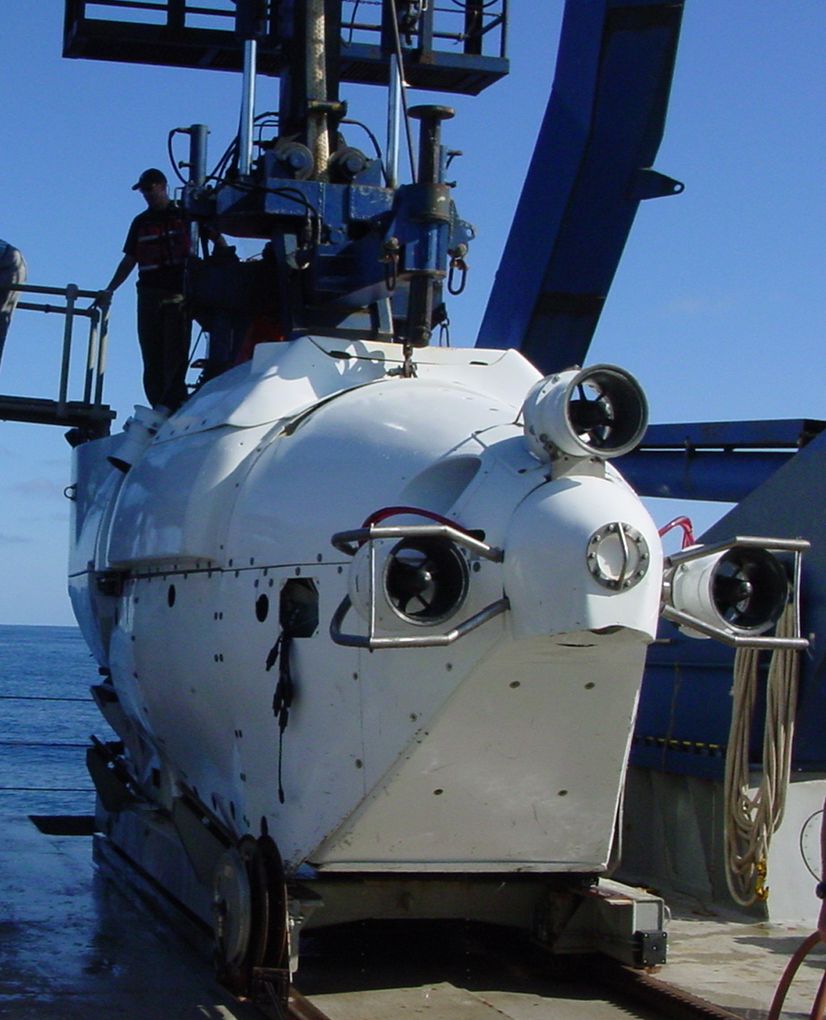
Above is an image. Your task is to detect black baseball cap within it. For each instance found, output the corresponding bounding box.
[132,168,167,191]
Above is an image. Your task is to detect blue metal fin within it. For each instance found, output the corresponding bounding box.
[476,0,684,373]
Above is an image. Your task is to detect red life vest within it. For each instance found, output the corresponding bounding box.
[133,209,191,273]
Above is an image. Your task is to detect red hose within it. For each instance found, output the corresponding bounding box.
[361,505,475,536]
[820,791,826,940]
[658,515,695,548]
[811,971,826,1020]
[767,931,824,1019]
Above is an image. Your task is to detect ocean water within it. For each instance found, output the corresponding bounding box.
[0,624,106,817]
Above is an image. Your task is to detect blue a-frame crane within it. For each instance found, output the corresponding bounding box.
[476,0,684,374]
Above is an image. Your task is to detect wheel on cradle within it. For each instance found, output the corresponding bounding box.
[248,834,291,1008]
[211,833,290,1007]
[212,841,252,988]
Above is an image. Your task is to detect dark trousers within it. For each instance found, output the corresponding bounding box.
[137,287,191,411]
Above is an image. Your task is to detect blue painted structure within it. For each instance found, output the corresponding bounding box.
[622,420,825,502]
[476,0,684,373]
[627,421,826,778]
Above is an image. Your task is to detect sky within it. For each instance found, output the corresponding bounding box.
[0,1,824,626]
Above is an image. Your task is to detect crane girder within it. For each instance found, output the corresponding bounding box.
[476,0,685,374]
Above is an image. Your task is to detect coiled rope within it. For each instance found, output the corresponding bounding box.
[724,603,801,906]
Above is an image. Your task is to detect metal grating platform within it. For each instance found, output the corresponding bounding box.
[63,0,509,95]
[0,394,114,434]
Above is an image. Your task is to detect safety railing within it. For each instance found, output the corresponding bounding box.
[64,0,509,95]
[0,283,114,436]
[66,0,507,58]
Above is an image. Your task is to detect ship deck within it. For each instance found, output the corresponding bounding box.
[2,811,825,1019]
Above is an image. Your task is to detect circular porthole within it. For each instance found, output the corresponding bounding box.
[586,522,649,591]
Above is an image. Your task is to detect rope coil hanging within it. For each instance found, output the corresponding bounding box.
[724,603,801,906]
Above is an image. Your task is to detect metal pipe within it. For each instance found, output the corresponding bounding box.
[17,301,95,315]
[386,53,402,188]
[94,298,111,407]
[330,594,510,650]
[13,283,101,300]
[187,123,209,185]
[331,523,503,562]
[403,105,454,346]
[387,0,417,180]
[665,535,809,567]
[185,123,209,252]
[57,284,78,417]
[84,312,99,405]
[660,606,810,650]
[412,105,453,185]
[238,38,258,175]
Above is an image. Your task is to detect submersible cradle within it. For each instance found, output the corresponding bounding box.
[0,0,813,1012]
[70,329,807,999]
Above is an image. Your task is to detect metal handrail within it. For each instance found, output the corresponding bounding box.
[329,521,506,649]
[331,523,503,562]
[70,0,507,60]
[661,537,810,650]
[6,282,111,418]
[330,593,510,650]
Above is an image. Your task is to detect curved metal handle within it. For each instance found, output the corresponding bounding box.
[660,605,809,650]
[331,523,503,562]
[330,594,510,650]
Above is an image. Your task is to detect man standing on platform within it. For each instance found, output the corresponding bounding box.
[103,168,224,412]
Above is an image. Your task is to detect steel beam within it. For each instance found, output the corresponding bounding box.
[476,0,684,372]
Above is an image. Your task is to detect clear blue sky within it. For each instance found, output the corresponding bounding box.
[1,3,824,625]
